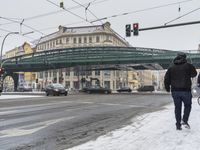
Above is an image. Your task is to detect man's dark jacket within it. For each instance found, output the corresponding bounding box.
[164,56,197,92]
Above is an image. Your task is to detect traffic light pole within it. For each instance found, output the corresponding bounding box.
[139,20,200,31]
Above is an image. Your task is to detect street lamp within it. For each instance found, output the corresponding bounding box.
[0,32,19,68]
[0,31,34,94]
[0,32,19,94]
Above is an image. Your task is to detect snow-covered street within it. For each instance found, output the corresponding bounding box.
[68,98,200,150]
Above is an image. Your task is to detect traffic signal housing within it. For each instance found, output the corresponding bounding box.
[60,1,64,8]
[125,24,131,37]
[133,23,139,36]
[0,68,4,75]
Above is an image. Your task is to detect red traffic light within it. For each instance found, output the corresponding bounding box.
[133,23,138,28]
[133,23,139,36]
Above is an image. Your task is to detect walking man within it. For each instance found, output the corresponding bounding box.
[164,52,197,130]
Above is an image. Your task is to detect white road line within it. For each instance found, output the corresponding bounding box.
[0,116,75,138]
[100,102,147,108]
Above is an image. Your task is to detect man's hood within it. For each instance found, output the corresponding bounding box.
[173,56,187,65]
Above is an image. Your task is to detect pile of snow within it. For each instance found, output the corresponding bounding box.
[69,98,200,150]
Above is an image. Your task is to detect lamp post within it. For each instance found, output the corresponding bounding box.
[0,32,19,68]
[0,32,19,94]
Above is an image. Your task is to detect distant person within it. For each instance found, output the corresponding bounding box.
[197,72,200,87]
[164,52,197,130]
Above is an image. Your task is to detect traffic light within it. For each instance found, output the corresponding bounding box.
[0,68,4,75]
[125,24,131,37]
[60,1,64,8]
[133,23,139,36]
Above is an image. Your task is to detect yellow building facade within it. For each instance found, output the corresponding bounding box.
[3,42,36,91]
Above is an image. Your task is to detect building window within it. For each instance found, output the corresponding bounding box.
[106,35,110,41]
[73,38,77,44]
[104,70,110,76]
[104,81,110,88]
[53,70,57,77]
[60,39,62,44]
[45,71,48,78]
[74,70,79,76]
[78,38,82,44]
[66,38,69,44]
[73,81,79,89]
[56,40,59,45]
[96,36,100,43]
[47,43,49,49]
[65,81,70,88]
[89,37,92,43]
[66,70,70,76]
[84,37,87,43]
[86,70,92,76]
[49,71,52,77]
[95,70,100,76]
[39,72,43,78]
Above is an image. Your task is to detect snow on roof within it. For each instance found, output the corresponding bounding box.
[38,25,104,44]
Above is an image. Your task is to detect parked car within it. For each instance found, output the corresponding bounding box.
[17,84,32,92]
[137,85,155,92]
[45,83,68,96]
[117,87,132,93]
[82,85,111,94]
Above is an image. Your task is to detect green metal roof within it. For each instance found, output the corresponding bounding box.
[2,46,199,72]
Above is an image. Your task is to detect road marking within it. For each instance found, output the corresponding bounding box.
[100,102,147,108]
[0,116,75,138]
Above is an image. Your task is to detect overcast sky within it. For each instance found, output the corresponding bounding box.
[0,0,200,54]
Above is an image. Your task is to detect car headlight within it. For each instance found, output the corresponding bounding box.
[65,89,68,91]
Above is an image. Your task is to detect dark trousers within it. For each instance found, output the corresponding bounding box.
[171,91,192,127]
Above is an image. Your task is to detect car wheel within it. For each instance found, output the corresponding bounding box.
[104,91,108,94]
[87,91,91,94]
[46,92,49,96]
[65,93,68,96]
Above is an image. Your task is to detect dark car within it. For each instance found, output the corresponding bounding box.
[82,85,111,94]
[137,85,155,92]
[45,83,68,96]
[17,84,32,92]
[117,87,132,93]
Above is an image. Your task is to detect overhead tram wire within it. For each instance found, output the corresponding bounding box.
[71,0,104,24]
[38,0,107,31]
[1,0,191,42]
[46,0,92,24]
[0,0,109,28]
[90,0,193,23]
[165,7,200,25]
[24,0,110,22]
[0,28,14,33]
[34,0,193,40]
[0,16,45,35]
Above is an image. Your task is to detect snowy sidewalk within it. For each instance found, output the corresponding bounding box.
[68,98,200,150]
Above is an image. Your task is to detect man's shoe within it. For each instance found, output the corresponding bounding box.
[181,121,190,129]
[176,126,182,130]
